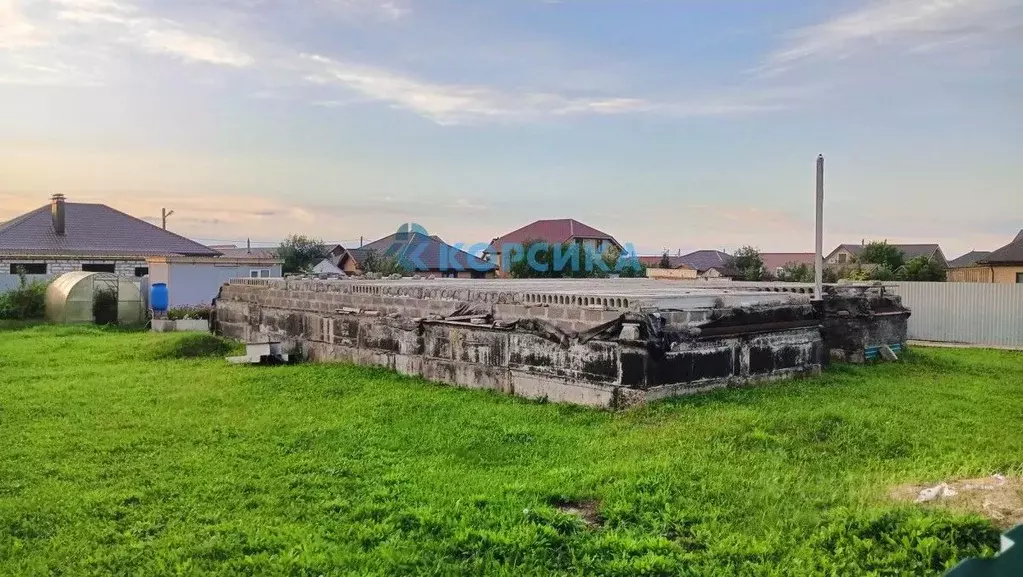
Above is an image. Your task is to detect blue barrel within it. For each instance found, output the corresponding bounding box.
[150,283,169,313]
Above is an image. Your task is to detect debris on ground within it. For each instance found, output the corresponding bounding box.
[891,475,1022,528]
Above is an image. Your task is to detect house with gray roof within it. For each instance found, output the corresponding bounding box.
[0,194,219,281]
[676,249,739,279]
[339,230,496,278]
[949,229,1023,283]
[825,242,948,268]
[948,250,991,269]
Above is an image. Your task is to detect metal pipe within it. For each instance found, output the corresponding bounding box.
[814,154,824,301]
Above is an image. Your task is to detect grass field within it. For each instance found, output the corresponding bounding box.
[1,325,1021,576]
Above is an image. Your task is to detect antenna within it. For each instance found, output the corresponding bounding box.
[161,208,175,230]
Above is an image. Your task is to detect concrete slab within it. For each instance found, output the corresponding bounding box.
[234,277,811,312]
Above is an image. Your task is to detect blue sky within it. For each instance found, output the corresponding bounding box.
[1,0,1020,257]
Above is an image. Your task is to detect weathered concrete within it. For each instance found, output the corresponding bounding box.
[822,284,911,363]
[214,278,825,408]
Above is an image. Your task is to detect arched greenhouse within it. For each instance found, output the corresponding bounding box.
[44,271,145,325]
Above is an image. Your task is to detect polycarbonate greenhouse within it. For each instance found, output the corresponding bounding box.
[44,271,145,325]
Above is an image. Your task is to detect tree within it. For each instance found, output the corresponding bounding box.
[275,235,328,274]
[777,262,814,283]
[899,256,947,282]
[867,265,896,281]
[860,241,905,271]
[729,246,765,281]
[361,251,408,276]
[842,265,872,281]
[659,251,671,269]
[822,267,839,284]
[507,240,645,279]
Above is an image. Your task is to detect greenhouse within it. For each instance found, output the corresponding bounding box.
[44,271,145,325]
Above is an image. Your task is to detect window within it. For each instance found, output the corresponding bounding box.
[837,253,847,264]
[250,269,271,278]
[1017,273,1023,284]
[82,263,116,273]
[10,263,46,275]
[134,267,149,277]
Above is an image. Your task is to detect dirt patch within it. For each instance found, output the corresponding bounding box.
[890,475,1023,528]
[556,500,602,528]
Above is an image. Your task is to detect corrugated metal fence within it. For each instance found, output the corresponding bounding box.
[890,282,1023,347]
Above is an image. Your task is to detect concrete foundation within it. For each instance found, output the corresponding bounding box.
[822,284,911,363]
[214,278,827,408]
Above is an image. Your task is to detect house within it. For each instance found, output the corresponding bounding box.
[485,219,621,275]
[146,254,284,306]
[311,259,345,276]
[675,250,737,279]
[209,244,281,278]
[338,231,496,278]
[636,255,698,280]
[336,247,373,274]
[949,230,1023,283]
[826,243,949,267]
[0,195,219,286]
[761,253,815,276]
[948,251,991,269]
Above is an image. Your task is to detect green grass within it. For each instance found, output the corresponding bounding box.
[1,326,1021,576]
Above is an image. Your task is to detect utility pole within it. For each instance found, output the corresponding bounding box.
[814,154,824,301]
[161,208,175,230]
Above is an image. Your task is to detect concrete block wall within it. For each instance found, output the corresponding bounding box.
[215,279,825,408]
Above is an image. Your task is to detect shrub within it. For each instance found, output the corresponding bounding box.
[899,256,947,282]
[0,275,48,320]
[167,305,212,321]
[92,288,119,325]
[778,262,814,283]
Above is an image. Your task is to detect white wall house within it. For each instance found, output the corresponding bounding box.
[0,194,221,292]
[146,256,283,307]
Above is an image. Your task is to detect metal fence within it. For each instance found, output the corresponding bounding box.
[0,273,53,292]
[890,282,1023,347]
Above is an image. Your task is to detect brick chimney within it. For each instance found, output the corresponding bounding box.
[51,194,66,236]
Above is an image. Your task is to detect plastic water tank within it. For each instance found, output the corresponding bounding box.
[150,282,169,313]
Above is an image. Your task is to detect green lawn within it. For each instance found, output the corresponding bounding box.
[1,325,1021,576]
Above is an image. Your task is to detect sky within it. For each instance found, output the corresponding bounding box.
[1,0,1021,258]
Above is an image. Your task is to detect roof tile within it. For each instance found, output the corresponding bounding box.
[488,219,619,252]
[0,202,219,257]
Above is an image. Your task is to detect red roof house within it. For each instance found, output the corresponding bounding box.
[485,219,621,275]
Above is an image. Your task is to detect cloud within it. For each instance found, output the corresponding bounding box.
[134,27,253,67]
[760,0,1022,75]
[299,53,785,124]
[0,0,43,49]
[318,0,410,21]
[1,0,803,123]
[0,0,253,85]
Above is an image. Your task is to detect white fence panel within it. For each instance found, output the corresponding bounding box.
[890,282,1023,346]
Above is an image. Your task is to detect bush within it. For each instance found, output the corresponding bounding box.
[167,305,212,321]
[778,262,814,283]
[0,275,48,320]
[899,256,947,282]
[92,288,119,325]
